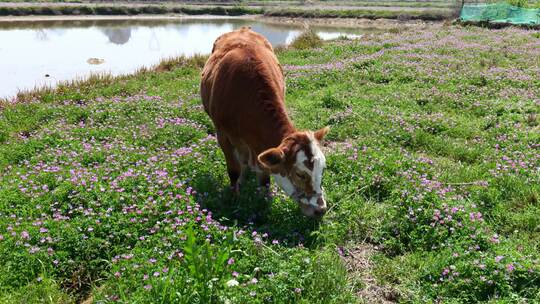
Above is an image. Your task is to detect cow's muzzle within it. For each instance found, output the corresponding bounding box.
[294,192,327,218]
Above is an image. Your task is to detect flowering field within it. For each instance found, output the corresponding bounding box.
[0,24,539,303]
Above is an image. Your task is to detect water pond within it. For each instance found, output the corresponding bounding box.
[0,17,376,98]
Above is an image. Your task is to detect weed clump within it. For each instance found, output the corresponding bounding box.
[290,30,323,50]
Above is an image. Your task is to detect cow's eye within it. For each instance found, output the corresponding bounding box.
[296,172,308,181]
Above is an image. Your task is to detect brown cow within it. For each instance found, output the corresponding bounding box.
[200,27,329,218]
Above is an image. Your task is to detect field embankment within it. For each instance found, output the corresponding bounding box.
[0,24,539,303]
[0,1,457,21]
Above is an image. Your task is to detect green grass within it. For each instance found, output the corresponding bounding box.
[0,24,539,303]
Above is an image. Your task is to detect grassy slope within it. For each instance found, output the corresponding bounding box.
[0,2,455,21]
[0,24,539,303]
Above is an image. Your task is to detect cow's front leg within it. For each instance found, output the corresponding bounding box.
[256,172,271,197]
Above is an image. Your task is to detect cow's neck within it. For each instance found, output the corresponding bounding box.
[249,109,295,159]
[275,121,295,146]
[248,120,294,173]
[251,93,293,148]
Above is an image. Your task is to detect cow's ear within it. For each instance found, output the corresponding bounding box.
[258,148,285,171]
[314,126,330,142]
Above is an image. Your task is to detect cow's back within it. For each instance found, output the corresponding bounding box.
[200,27,290,152]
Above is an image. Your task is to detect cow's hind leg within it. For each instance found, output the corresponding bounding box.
[216,132,242,193]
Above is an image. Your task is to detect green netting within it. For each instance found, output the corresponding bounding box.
[460,3,540,25]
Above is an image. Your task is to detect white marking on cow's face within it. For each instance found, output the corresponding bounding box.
[272,174,295,197]
[308,133,326,197]
[295,150,310,172]
[287,133,328,217]
[299,196,320,208]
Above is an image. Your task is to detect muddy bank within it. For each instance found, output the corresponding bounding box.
[254,15,440,30]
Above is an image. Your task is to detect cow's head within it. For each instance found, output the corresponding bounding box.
[258,127,329,218]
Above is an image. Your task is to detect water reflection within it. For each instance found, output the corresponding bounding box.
[250,23,292,46]
[101,27,132,45]
[0,17,372,98]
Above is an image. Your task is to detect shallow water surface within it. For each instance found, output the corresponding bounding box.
[0,17,370,98]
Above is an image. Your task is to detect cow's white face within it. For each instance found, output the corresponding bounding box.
[258,127,329,218]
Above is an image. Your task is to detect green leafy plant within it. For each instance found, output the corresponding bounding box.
[507,0,528,7]
[182,225,232,302]
[290,30,323,50]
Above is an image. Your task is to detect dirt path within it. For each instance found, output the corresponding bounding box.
[341,244,400,303]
